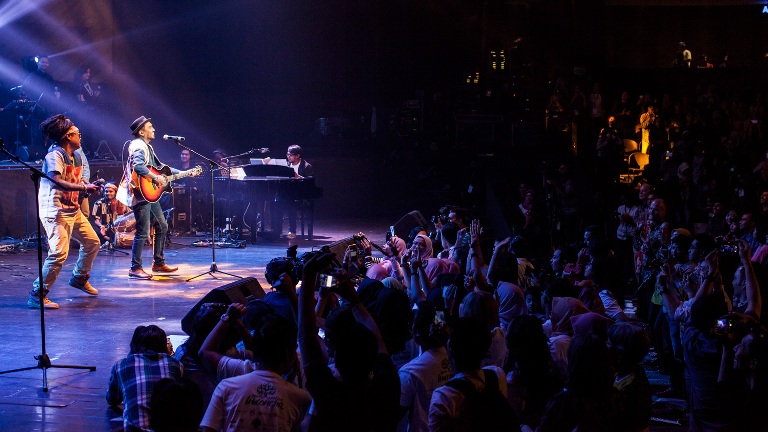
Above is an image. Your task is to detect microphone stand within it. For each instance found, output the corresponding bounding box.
[0,139,96,391]
[172,140,241,281]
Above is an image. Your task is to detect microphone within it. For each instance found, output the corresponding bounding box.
[163,134,185,141]
[253,148,269,154]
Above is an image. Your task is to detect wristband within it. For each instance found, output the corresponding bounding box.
[220,314,231,323]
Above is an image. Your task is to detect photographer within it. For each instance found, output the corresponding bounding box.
[671,239,765,431]
[298,252,401,432]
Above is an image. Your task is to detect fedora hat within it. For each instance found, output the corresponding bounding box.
[130,116,151,135]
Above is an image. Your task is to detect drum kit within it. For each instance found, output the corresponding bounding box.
[110,208,174,249]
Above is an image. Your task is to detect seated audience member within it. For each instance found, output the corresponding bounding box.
[459,291,506,368]
[399,301,453,432]
[366,263,389,281]
[571,312,612,341]
[548,296,589,382]
[537,334,616,432]
[358,277,415,368]
[583,253,627,321]
[498,279,528,332]
[504,315,560,428]
[174,303,240,408]
[429,317,519,432]
[510,235,536,291]
[608,322,652,432]
[200,305,311,432]
[524,286,547,321]
[107,325,183,432]
[149,377,204,432]
[550,245,581,281]
[298,252,401,432]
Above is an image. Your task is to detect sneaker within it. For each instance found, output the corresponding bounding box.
[286,232,296,240]
[27,294,59,309]
[69,275,98,295]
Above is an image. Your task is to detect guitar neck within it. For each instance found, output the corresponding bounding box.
[161,169,194,182]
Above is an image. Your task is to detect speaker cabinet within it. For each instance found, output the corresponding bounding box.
[391,210,429,241]
[181,277,266,335]
[172,186,191,232]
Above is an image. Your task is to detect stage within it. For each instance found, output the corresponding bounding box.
[0,217,388,431]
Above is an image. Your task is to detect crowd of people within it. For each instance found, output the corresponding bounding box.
[100,71,768,431]
[102,207,765,432]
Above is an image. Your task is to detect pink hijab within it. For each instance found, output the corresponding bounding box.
[424,258,459,285]
[551,297,589,337]
[414,234,433,260]
[366,263,389,281]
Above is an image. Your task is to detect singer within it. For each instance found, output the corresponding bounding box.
[28,114,101,309]
[639,104,657,154]
[118,116,199,279]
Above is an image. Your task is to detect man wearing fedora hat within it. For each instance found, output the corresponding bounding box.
[119,116,194,279]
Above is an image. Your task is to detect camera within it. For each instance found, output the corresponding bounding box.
[348,245,358,259]
[431,214,448,225]
[276,245,326,282]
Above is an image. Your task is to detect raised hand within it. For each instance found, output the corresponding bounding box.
[494,236,511,253]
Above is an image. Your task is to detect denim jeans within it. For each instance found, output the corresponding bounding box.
[131,201,168,270]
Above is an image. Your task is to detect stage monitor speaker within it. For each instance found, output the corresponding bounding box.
[391,210,429,241]
[181,277,266,335]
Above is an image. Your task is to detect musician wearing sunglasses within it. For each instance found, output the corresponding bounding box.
[29,114,101,309]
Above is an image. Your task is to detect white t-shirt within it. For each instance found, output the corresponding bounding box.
[428,366,507,432]
[399,346,453,432]
[200,369,311,432]
[549,334,572,383]
[39,149,82,218]
[481,327,507,368]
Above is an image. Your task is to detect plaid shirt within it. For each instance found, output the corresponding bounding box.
[106,351,183,431]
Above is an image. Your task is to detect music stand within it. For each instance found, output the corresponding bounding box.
[0,139,96,391]
[171,140,241,281]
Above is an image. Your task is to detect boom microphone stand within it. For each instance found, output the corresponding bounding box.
[0,139,96,391]
[171,139,241,281]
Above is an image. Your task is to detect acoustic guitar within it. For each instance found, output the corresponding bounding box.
[131,165,202,203]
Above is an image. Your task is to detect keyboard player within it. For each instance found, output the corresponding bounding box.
[284,145,314,239]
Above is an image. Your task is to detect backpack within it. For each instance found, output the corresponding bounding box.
[445,369,520,432]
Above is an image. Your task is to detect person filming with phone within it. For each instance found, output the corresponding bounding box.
[657,239,767,430]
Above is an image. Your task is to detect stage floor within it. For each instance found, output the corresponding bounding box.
[0,217,389,431]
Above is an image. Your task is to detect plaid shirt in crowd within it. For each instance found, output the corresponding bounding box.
[106,351,183,431]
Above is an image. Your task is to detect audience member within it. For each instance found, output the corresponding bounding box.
[107,325,182,432]
[149,377,204,432]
